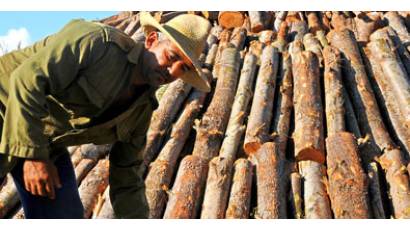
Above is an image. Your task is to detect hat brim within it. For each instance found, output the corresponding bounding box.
[140,12,211,92]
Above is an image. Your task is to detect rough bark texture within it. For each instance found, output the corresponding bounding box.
[326,132,371,218]
[213,30,232,79]
[306,12,325,34]
[299,160,332,219]
[145,78,209,219]
[248,11,265,33]
[289,20,308,42]
[259,30,275,45]
[244,46,279,155]
[289,172,303,219]
[323,46,345,134]
[230,27,247,51]
[0,175,19,218]
[75,158,100,185]
[272,21,289,52]
[225,158,253,219]
[367,162,387,219]
[94,186,115,219]
[140,79,192,175]
[163,155,208,219]
[303,33,324,67]
[354,12,381,44]
[327,29,394,163]
[218,11,245,29]
[274,11,287,32]
[292,51,325,163]
[379,148,410,218]
[78,159,109,219]
[253,142,287,218]
[384,12,410,53]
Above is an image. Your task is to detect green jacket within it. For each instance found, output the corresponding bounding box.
[0,19,158,218]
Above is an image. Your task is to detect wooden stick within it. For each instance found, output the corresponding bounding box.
[259,30,275,45]
[303,33,324,67]
[213,29,232,79]
[145,71,210,218]
[289,172,303,219]
[78,159,110,219]
[244,46,279,155]
[367,162,387,219]
[272,21,289,52]
[140,79,192,176]
[218,11,245,29]
[274,11,287,32]
[299,160,332,218]
[384,12,410,53]
[225,158,253,219]
[253,142,287,218]
[306,12,324,34]
[248,11,265,33]
[163,155,208,219]
[326,132,371,218]
[230,27,247,51]
[289,20,308,41]
[292,51,325,163]
[354,12,381,44]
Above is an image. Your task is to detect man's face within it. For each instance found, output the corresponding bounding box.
[142,32,194,86]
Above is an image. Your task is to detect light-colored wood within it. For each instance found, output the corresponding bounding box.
[289,172,303,219]
[218,11,245,29]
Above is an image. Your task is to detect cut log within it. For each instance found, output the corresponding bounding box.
[379,148,410,219]
[326,132,371,218]
[163,155,208,219]
[140,79,192,176]
[272,21,289,51]
[218,11,245,29]
[343,87,362,138]
[363,45,410,157]
[384,12,410,53]
[259,30,275,45]
[0,175,19,218]
[331,12,358,36]
[253,142,287,219]
[289,172,303,219]
[292,51,325,164]
[368,37,410,123]
[248,11,265,33]
[213,29,232,79]
[67,146,79,155]
[244,46,279,155]
[299,160,332,219]
[289,20,308,41]
[367,162,387,219]
[354,12,381,44]
[204,43,219,69]
[75,144,110,185]
[323,46,345,134]
[94,186,115,219]
[271,52,293,153]
[78,159,110,219]
[306,12,324,34]
[145,72,209,218]
[274,11,287,32]
[303,33,324,67]
[230,27,247,51]
[75,158,99,186]
[123,14,140,36]
[327,29,394,163]
[225,159,253,219]
[71,147,84,167]
[193,47,241,161]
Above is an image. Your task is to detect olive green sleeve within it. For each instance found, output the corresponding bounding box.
[0,23,107,160]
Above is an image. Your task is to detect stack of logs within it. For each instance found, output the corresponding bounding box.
[1,11,410,219]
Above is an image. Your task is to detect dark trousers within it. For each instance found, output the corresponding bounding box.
[10,152,84,218]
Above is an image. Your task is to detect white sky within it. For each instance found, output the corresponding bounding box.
[0,27,31,55]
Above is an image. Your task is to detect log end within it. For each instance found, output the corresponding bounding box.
[218,11,245,29]
[243,142,262,156]
[296,148,326,164]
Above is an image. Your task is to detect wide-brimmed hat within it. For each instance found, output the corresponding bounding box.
[140,12,212,92]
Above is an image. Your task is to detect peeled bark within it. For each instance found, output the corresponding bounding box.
[0,175,19,218]
[323,46,345,134]
[78,159,110,219]
[94,186,114,219]
[289,172,303,219]
[299,160,332,219]
[326,132,371,218]
[225,159,253,219]
[145,75,209,219]
[248,11,265,33]
[367,162,387,219]
[379,148,410,219]
[254,142,287,219]
[218,11,245,29]
[292,51,325,163]
[244,46,279,155]
[140,79,192,175]
[163,155,208,219]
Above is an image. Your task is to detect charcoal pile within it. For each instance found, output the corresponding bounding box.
[1,11,410,219]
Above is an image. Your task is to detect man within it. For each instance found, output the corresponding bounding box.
[0,12,211,218]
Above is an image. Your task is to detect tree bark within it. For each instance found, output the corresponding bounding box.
[367,162,387,219]
[163,155,208,219]
[292,51,325,163]
[384,12,410,53]
[354,12,381,44]
[289,20,308,42]
[259,30,275,45]
[274,11,287,32]
[326,132,371,218]
[299,160,332,219]
[225,158,253,219]
[213,29,233,80]
[248,11,265,33]
[145,75,209,218]
[140,79,192,176]
[78,159,110,219]
[230,27,247,51]
[244,46,279,155]
[253,142,287,218]
[306,12,325,34]
[289,172,303,219]
[218,11,245,29]
[303,33,324,67]
[323,46,345,134]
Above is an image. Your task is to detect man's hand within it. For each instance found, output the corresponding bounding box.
[23,159,62,199]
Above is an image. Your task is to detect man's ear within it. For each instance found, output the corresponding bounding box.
[145,31,159,49]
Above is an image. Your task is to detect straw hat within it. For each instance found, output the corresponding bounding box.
[140,12,212,92]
